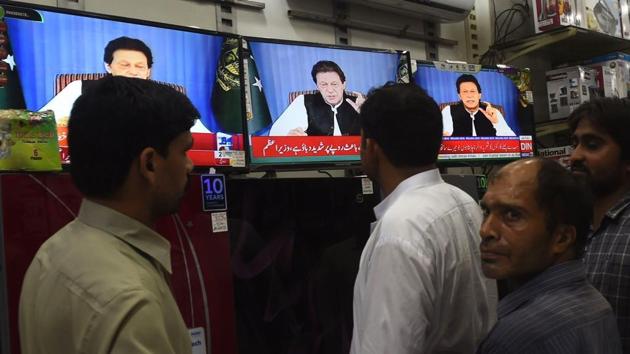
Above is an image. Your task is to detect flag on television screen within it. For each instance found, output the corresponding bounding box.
[0,19,25,109]
[246,47,271,135]
[212,37,242,134]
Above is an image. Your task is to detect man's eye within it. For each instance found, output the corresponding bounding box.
[504,210,521,222]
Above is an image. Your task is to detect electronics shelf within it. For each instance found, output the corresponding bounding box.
[488,26,630,143]
[491,26,630,65]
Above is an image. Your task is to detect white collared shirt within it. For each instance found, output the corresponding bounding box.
[351,169,497,354]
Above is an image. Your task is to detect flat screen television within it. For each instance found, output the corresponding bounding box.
[414,60,535,162]
[243,37,410,168]
[0,1,246,168]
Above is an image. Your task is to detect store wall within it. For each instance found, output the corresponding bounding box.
[15,0,494,62]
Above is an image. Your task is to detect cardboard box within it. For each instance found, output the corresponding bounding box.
[546,66,598,120]
[0,110,61,171]
[583,0,622,37]
[532,0,584,33]
[583,52,630,98]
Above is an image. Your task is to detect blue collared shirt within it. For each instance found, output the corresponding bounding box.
[584,191,630,352]
[477,260,621,354]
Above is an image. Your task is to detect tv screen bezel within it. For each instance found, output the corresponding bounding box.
[241,35,412,171]
[0,0,249,172]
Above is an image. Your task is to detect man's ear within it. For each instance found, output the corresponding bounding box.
[138,147,158,184]
[551,224,577,256]
[104,62,112,74]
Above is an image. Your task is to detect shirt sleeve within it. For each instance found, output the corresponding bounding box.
[492,110,515,136]
[351,238,435,354]
[441,105,453,136]
[39,80,82,122]
[268,95,308,136]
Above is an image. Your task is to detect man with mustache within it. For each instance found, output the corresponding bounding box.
[477,157,621,353]
[19,76,197,354]
[569,97,630,352]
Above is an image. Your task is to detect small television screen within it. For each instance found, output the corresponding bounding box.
[0,2,246,167]
[414,61,535,162]
[243,38,410,168]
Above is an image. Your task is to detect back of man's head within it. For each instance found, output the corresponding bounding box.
[68,76,198,199]
[103,36,154,68]
[532,158,593,258]
[568,97,630,160]
[359,83,442,167]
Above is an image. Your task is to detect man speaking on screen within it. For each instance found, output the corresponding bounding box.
[269,60,364,136]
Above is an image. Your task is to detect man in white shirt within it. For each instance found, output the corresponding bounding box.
[351,83,497,354]
[441,74,515,137]
[269,60,364,136]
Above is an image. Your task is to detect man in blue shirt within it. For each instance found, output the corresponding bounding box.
[477,157,621,354]
[569,97,630,352]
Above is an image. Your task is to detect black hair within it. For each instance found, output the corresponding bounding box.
[568,97,630,160]
[311,60,346,83]
[535,158,593,258]
[456,74,481,93]
[360,83,442,167]
[68,76,198,199]
[103,36,153,68]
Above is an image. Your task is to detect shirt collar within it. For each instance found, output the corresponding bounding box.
[497,260,585,318]
[373,168,442,220]
[77,198,173,273]
[606,190,630,220]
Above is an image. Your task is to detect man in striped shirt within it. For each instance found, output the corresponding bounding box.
[477,157,621,353]
[569,97,630,352]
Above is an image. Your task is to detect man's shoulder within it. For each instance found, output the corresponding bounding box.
[29,220,163,307]
[500,282,614,336]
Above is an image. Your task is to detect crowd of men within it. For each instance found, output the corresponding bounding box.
[16,69,630,353]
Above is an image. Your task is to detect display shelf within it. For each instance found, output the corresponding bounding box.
[535,118,569,138]
[491,26,630,65]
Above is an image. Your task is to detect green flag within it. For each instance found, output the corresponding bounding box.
[245,45,271,135]
[0,18,25,109]
[212,37,242,134]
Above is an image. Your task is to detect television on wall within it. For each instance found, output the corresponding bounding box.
[414,60,535,162]
[242,37,411,168]
[0,1,247,168]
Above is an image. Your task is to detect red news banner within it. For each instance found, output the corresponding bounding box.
[439,136,534,159]
[251,136,361,157]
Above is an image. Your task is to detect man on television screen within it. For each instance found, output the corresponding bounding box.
[269,60,364,136]
[40,36,153,121]
[441,74,515,137]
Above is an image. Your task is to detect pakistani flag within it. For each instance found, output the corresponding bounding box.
[212,37,242,134]
[0,18,25,109]
[212,38,271,135]
[245,46,271,135]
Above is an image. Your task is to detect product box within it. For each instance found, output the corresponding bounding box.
[582,52,630,97]
[621,0,630,38]
[583,0,622,37]
[533,0,584,33]
[0,110,61,171]
[546,66,598,120]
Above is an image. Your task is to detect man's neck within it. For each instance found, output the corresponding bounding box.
[594,183,630,229]
[88,196,156,228]
[379,164,436,198]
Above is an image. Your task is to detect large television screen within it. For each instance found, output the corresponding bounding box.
[0,2,246,167]
[243,38,410,168]
[414,61,535,162]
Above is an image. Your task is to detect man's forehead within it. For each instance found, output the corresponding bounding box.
[316,71,341,81]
